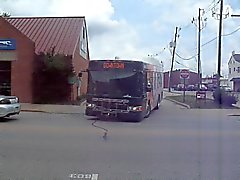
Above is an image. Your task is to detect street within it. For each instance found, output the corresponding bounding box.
[1,100,240,180]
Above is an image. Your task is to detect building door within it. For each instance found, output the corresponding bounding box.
[0,61,11,96]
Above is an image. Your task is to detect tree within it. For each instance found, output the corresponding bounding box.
[33,48,75,104]
[1,12,11,17]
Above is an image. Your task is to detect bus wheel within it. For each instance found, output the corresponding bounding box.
[144,103,151,118]
[154,96,161,110]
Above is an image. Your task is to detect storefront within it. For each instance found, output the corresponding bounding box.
[0,16,90,103]
[0,39,17,96]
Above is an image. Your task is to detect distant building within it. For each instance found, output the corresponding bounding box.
[163,69,199,88]
[228,51,240,92]
[0,16,90,103]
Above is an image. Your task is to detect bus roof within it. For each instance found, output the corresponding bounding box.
[91,57,162,67]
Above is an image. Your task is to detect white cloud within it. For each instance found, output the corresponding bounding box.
[49,0,114,21]
[146,0,240,76]
[1,0,240,76]
[0,0,148,60]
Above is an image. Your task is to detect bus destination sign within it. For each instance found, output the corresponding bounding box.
[103,62,125,69]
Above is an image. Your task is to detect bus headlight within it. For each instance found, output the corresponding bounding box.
[86,103,95,108]
[128,106,143,112]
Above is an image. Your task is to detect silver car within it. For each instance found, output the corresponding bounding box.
[0,95,21,118]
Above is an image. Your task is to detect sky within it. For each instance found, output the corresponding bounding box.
[1,0,240,77]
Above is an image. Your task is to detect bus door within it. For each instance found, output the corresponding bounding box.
[146,71,154,110]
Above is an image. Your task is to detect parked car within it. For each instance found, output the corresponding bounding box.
[207,84,217,91]
[186,85,196,91]
[220,86,232,92]
[0,95,21,118]
[176,84,185,91]
[200,84,208,91]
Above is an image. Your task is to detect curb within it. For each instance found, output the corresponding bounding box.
[165,97,191,109]
[20,101,87,114]
[163,90,182,95]
[21,109,83,114]
[21,109,49,113]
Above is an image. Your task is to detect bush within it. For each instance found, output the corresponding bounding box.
[33,50,74,104]
[213,88,237,106]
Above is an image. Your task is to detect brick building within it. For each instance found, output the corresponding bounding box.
[163,69,199,88]
[0,16,90,103]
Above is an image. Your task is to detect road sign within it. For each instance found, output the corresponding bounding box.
[180,69,190,79]
[196,91,206,99]
[0,39,16,50]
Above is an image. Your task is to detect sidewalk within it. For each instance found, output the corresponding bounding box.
[163,89,240,109]
[21,101,86,114]
[163,90,190,109]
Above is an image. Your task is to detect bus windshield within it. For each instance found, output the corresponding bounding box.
[88,70,144,98]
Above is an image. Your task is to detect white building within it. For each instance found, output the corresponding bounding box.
[228,51,240,92]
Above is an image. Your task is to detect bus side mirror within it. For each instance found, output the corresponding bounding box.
[146,83,152,92]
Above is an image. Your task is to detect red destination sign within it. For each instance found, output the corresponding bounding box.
[103,62,125,69]
[180,69,190,79]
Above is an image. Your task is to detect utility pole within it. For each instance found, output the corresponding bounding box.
[198,8,202,91]
[168,27,178,92]
[192,8,206,91]
[217,0,223,89]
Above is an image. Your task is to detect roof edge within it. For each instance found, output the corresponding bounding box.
[6,16,86,19]
[0,17,35,46]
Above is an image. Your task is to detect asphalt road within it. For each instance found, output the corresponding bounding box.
[0,100,240,180]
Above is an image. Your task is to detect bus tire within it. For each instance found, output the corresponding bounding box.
[154,95,161,110]
[144,103,151,118]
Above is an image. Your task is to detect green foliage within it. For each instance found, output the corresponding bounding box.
[39,47,73,74]
[0,12,11,17]
[33,49,75,104]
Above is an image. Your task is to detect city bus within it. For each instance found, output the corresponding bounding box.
[84,59,163,122]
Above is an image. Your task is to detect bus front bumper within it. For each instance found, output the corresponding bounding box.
[85,107,144,122]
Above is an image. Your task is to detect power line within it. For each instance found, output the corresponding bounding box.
[180,22,193,30]
[205,0,221,14]
[148,44,169,57]
[222,26,240,37]
[174,25,240,63]
[201,36,218,47]
[201,25,240,47]
[175,60,196,71]
[175,52,197,60]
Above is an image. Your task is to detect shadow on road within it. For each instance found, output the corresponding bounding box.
[0,117,18,123]
[86,116,142,124]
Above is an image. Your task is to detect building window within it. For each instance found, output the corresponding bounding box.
[82,27,85,39]
[229,68,231,74]
[234,67,236,72]
[238,67,240,73]
[79,26,87,59]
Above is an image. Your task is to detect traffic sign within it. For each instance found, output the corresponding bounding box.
[180,69,190,79]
